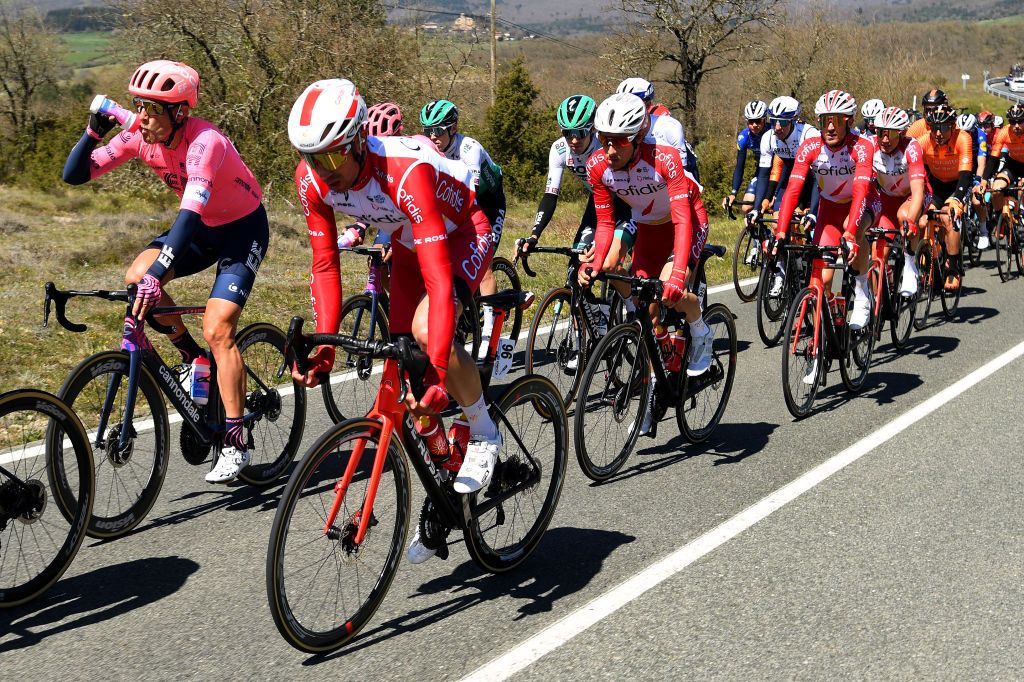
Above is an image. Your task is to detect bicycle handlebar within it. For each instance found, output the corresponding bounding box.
[339,244,390,264]
[44,282,183,336]
[515,237,586,278]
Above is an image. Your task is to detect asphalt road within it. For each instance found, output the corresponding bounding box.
[4,251,1024,679]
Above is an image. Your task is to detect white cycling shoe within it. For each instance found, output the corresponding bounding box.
[205,446,251,484]
[803,358,819,386]
[406,528,437,564]
[978,234,991,251]
[686,328,715,376]
[848,296,871,331]
[454,432,501,494]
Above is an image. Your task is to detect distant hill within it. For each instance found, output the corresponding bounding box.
[825,0,1024,22]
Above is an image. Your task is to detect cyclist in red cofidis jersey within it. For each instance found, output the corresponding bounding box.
[62,59,269,484]
[287,80,502,562]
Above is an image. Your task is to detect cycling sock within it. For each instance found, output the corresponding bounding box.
[463,393,498,440]
[223,417,247,452]
[854,273,869,300]
[481,304,495,338]
[172,331,205,364]
[689,316,709,337]
[903,252,919,275]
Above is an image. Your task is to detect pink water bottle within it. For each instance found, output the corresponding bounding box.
[190,356,211,405]
[89,95,139,133]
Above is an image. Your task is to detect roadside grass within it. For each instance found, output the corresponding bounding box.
[0,185,741,394]
[61,31,115,68]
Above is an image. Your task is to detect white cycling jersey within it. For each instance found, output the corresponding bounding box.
[544,134,601,194]
[441,132,494,180]
[649,113,688,165]
[758,121,821,167]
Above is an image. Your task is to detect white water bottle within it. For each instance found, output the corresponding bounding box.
[89,95,139,133]
[190,356,211,405]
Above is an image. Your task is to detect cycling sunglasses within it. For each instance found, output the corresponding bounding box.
[818,114,847,129]
[929,121,954,133]
[133,97,170,117]
[597,132,637,149]
[561,126,593,140]
[301,145,353,173]
[768,117,794,126]
[423,124,454,138]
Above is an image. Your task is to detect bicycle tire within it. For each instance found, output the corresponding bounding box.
[266,418,410,654]
[234,323,307,487]
[525,287,585,409]
[463,375,567,573]
[887,248,915,349]
[732,226,760,302]
[939,247,962,319]
[678,303,737,442]
[913,241,936,330]
[962,214,981,268]
[573,322,649,481]
[995,212,1013,283]
[55,350,170,539]
[488,256,524,345]
[755,254,790,347]
[781,288,823,419]
[1,389,94,607]
[1015,221,1024,276]
[321,293,390,424]
[840,284,874,393]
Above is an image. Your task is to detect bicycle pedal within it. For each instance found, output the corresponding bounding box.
[436,544,449,561]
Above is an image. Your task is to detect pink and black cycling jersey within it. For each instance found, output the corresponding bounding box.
[296,135,489,382]
[88,117,262,226]
[872,136,928,198]
[588,140,704,278]
[778,133,874,234]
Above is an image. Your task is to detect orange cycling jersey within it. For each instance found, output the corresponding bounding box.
[987,125,1024,163]
[916,128,972,183]
[906,118,928,143]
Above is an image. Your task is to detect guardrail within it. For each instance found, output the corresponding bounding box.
[985,76,1024,104]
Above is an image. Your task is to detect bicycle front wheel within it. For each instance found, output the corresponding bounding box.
[56,350,170,539]
[489,256,524,344]
[678,303,737,442]
[913,241,936,330]
[781,288,823,419]
[322,293,390,424]
[266,418,410,654]
[1,390,93,607]
[732,226,760,302]
[573,322,650,481]
[755,254,790,347]
[887,247,915,349]
[840,291,875,393]
[995,213,1013,283]
[939,248,962,319]
[526,287,585,408]
[235,323,307,486]
[463,375,567,573]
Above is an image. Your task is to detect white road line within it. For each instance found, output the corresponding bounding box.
[461,338,1024,682]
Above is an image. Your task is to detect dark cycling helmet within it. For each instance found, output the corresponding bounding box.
[1007,103,1024,124]
[420,99,458,127]
[557,95,596,130]
[922,88,948,108]
[925,104,956,126]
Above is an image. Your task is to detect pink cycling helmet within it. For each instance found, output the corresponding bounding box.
[366,102,404,137]
[128,60,200,108]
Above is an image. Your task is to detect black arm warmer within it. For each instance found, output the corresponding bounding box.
[751,164,772,209]
[531,192,559,238]
[145,209,203,280]
[953,170,973,203]
[730,146,748,195]
[982,151,999,181]
[62,132,98,185]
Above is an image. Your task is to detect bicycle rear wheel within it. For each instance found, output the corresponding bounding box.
[572,323,649,481]
[995,213,1013,282]
[755,254,790,347]
[1,390,93,607]
[266,418,410,654]
[322,293,390,424]
[962,214,981,268]
[56,350,170,539]
[488,256,524,345]
[912,241,936,330]
[678,303,737,442]
[463,375,567,573]
[887,246,915,349]
[235,323,307,486]
[526,287,585,409]
[840,290,875,393]
[781,288,822,419]
[939,248,962,319]
[732,226,760,302]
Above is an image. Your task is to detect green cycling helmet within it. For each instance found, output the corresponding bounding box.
[557,94,596,130]
[420,99,459,127]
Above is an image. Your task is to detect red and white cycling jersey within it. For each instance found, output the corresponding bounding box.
[296,135,490,381]
[872,136,927,198]
[588,140,702,278]
[778,133,873,233]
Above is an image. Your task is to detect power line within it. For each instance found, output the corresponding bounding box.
[382,3,600,56]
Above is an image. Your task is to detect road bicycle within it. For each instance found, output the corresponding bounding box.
[729,204,775,302]
[755,217,813,347]
[1,389,93,607]
[572,245,737,481]
[266,320,567,653]
[43,282,305,539]
[781,241,873,419]
[865,225,916,350]
[990,185,1024,283]
[959,194,984,268]
[913,208,962,329]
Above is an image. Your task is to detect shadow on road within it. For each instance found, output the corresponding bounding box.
[813,370,924,414]
[873,334,961,366]
[303,526,635,664]
[619,420,779,474]
[0,556,199,653]
[956,306,1000,325]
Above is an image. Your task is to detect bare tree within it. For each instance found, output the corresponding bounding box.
[609,0,783,136]
[0,2,65,148]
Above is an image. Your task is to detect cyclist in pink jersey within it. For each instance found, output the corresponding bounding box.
[288,81,501,561]
[775,89,878,331]
[62,59,268,484]
[871,106,930,296]
[580,94,712,393]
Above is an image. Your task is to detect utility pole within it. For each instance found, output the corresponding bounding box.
[490,0,497,105]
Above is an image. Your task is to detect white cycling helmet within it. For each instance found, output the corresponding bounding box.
[768,95,800,120]
[814,89,857,117]
[288,78,367,154]
[957,113,977,131]
[994,114,1005,127]
[861,98,885,120]
[616,77,655,103]
[875,106,910,131]
[744,100,768,120]
[594,93,647,138]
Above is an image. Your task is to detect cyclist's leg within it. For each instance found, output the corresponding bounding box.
[476,186,506,349]
[812,199,845,296]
